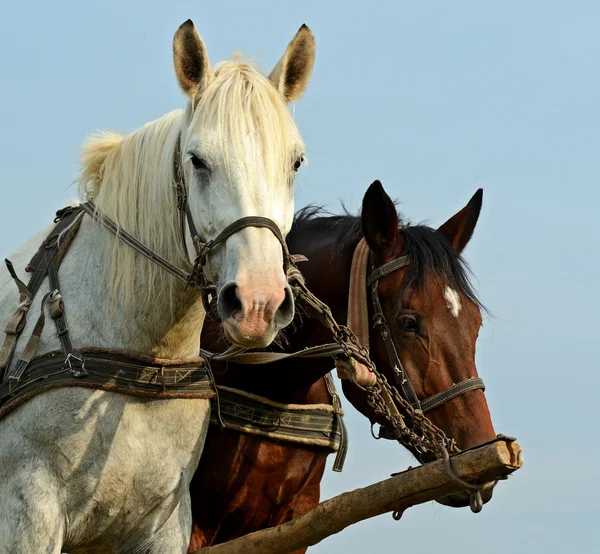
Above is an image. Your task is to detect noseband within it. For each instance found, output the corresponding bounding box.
[351,239,485,422]
[183,203,291,312]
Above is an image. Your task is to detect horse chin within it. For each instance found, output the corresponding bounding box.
[435,481,496,508]
[222,320,278,349]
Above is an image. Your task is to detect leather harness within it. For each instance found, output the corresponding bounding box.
[0,204,343,458]
[0,185,484,467]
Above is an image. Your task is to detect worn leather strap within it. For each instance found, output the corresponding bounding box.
[366,255,410,289]
[202,343,347,365]
[324,371,348,471]
[6,292,51,382]
[420,378,485,412]
[209,385,343,453]
[371,285,422,409]
[81,202,192,285]
[1,208,84,381]
[0,348,214,420]
[0,261,32,373]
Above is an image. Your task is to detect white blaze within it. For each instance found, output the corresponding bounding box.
[444,287,462,318]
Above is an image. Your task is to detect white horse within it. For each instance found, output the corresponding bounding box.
[0,20,315,553]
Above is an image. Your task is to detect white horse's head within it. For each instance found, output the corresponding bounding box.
[173,20,315,348]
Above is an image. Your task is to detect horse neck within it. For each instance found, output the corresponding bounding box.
[56,218,206,359]
[213,223,358,404]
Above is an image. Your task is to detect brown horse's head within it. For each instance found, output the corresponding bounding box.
[359,180,496,508]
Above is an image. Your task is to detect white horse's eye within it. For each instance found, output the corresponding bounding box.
[190,154,209,171]
[293,155,304,172]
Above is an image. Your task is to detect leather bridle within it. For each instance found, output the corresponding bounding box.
[82,134,291,314]
[366,253,485,423]
[173,135,292,312]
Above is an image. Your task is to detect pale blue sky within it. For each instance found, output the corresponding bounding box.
[1,1,598,552]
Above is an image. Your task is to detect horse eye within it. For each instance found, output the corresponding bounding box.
[398,315,419,333]
[293,156,304,172]
[190,154,208,171]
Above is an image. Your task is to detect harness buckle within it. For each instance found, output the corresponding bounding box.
[64,353,87,378]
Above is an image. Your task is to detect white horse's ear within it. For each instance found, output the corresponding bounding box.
[269,24,316,103]
[173,19,213,97]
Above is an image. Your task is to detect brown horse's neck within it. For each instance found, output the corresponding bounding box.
[210,230,358,405]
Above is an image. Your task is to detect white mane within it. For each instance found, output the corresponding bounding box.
[77,110,186,311]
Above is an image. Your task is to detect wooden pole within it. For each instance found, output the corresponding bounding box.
[191,438,523,554]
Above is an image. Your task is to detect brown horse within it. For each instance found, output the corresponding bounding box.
[188,181,496,552]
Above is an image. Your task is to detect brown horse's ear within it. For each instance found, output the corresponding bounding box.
[437,189,483,253]
[269,24,316,103]
[361,180,404,261]
[173,20,213,98]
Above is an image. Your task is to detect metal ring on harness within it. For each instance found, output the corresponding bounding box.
[439,444,485,513]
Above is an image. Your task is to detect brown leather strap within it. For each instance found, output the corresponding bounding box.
[324,371,348,472]
[209,386,342,452]
[46,257,83,377]
[0,261,32,373]
[420,378,485,412]
[1,208,84,381]
[0,348,215,420]
[80,202,192,284]
[201,343,348,365]
[6,292,51,382]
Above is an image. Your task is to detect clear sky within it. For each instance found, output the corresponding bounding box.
[1,1,598,552]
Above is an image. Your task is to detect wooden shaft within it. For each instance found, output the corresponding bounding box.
[191,438,522,554]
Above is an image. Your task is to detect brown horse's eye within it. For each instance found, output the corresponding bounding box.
[397,314,419,333]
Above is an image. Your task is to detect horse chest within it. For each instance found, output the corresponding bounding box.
[0,388,210,545]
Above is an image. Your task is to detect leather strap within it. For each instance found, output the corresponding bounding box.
[324,371,348,471]
[80,202,192,285]
[420,378,485,412]
[0,348,214,420]
[202,343,347,365]
[0,261,32,374]
[371,283,422,409]
[209,385,343,453]
[1,208,84,381]
[366,255,410,288]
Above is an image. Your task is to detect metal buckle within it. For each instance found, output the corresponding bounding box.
[65,353,87,378]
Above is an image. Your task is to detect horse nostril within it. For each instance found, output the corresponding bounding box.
[218,283,242,321]
[273,285,295,330]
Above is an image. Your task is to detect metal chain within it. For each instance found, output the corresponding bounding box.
[289,272,459,461]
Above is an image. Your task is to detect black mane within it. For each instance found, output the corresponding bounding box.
[293,206,483,309]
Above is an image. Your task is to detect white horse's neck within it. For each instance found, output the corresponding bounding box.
[37,215,206,360]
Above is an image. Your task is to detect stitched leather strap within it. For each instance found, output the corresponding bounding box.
[1,208,84,381]
[81,202,192,285]
[324,371,348,471]
[420,378,485,412]
[209,386,343,453]
[0,348,214,420]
